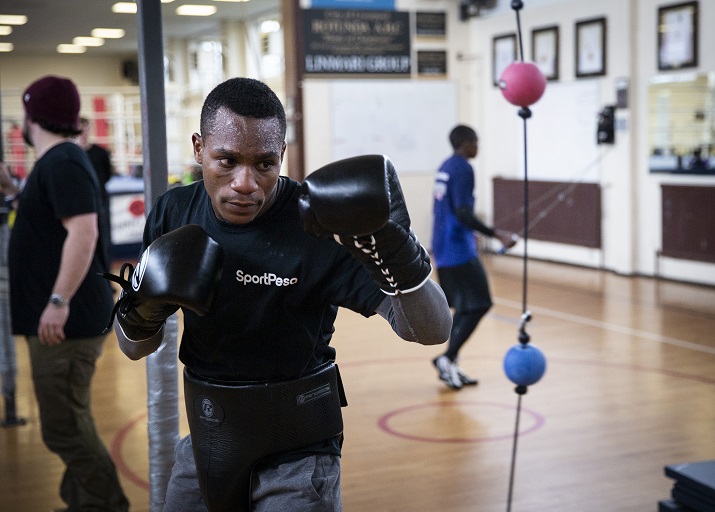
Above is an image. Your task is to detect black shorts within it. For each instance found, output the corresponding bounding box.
[437,258,493,312]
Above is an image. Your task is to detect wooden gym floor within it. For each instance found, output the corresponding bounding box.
[1,255,714,512]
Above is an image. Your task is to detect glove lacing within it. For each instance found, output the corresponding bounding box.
[341,234,398,292]
[100,262,135,332]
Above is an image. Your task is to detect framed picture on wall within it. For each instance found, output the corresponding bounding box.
[657,1,699,71]
[575,17,606,78]
[492,33,517,86]
[531,25,559,81]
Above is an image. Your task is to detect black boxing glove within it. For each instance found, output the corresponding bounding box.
[299,155,432,295]
[103,224,224,341]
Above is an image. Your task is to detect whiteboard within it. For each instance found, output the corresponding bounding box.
[330,80,456,173]
[523,80,602,182]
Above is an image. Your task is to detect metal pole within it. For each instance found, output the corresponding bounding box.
[0,74,25,428]
[136,1,179,510]
[0,220,25,428]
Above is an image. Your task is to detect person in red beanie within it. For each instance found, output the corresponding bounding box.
[3,75,129,512]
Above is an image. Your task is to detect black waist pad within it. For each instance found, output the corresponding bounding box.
[184,362,344,512]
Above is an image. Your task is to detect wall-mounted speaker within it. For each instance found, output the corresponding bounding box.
[122,59,139,84]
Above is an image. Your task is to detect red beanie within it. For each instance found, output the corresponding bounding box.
[22,75,81,134]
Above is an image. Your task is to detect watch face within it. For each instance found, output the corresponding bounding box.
[50,294,65,306]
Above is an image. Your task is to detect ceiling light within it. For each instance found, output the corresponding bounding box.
[73,36,105,47]
[176,5,217,16]
[0,15,27,25]
[213,0,251,2]
[112,3,137,14]
[57,44,87,54]
[0,26,12,36]
[0,42,13,52]
[261,20,280,33]
[161,0,176,3]
[92,28,125,39]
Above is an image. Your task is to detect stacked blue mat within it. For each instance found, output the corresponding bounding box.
[659,460,715,511]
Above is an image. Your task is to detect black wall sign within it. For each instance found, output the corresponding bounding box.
[417,50,447,75]
[415,11,446,37]
[303,9,411,75]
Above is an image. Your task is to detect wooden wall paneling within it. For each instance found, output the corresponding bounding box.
[661,184,715,263]
[493,178,602,248]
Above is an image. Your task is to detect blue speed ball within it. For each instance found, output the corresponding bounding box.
[503,344,546,387]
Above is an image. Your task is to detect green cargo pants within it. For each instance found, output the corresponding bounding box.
[27,335,129,512]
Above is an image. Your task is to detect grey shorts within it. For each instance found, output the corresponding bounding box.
[163,435,342,512]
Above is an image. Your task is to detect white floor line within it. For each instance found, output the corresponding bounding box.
[493,297,715,356]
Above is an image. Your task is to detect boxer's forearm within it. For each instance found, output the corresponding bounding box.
[375,279,451,345]
[115,319,165,360]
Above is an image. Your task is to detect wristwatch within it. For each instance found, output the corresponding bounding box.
[49,294,67,308]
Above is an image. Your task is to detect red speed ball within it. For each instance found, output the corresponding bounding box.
[499,62,547,107]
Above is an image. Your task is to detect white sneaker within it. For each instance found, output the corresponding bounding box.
[454,359,478,386]
[433,355,463,390]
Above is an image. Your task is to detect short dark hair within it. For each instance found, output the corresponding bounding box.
[200,77,286,139]
[449,125,477,150]
[36,121,82,138]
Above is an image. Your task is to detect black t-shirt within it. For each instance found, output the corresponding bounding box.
[85,144,113,274]
[85,143,112,205]
[143,177,385,382]
[9,142,114,337]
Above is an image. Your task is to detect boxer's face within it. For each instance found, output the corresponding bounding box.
[194,107,286,225]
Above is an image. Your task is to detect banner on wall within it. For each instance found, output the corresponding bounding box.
[107,176,145,248]
[303,9,410,75]
[110,193,145,245]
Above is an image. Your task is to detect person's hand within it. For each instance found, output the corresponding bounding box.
[38,304,69,346]
[0,162,19,196]
[496,230,519,250]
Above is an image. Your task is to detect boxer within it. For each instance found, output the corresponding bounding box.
[108,77,452,512]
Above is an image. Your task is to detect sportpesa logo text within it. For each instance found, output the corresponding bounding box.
[235,269,298,287]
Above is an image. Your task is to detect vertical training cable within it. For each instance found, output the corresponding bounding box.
[497,2,548,511]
